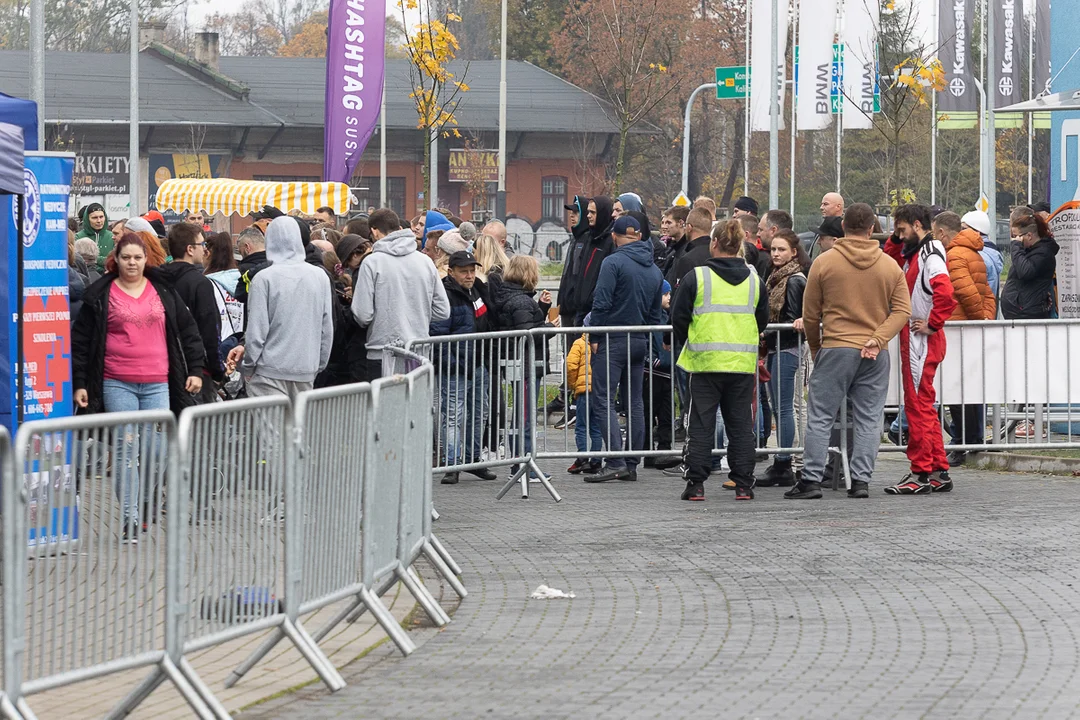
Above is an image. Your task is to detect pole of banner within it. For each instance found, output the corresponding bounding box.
[768,0,780,210]
[986,0,996,245]
[380,75,387,208]
[744,1,752,197]
[129,0,140,217]
[681,83,716,197]
[30,0,45,150]
[976,0,987,203]
[836,99,842,193]
[1026,5,1034,203]
[789,0,798,216]
[496,0,508,219]
[930,0,938,205]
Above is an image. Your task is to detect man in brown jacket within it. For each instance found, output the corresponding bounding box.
[786,203,912,499]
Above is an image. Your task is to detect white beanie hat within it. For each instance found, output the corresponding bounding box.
[961,210,991,237]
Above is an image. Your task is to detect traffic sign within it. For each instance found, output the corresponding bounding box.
[672,191,691,207]
[976,194,989,213]
[715,66,748,100]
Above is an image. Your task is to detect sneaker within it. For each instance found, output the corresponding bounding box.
[554,413,576,430]
[784,481,823,499]
[734,484,755,500]
[663,464,689,477]
[653,456,684,471]
[440,472,460,485]
[466,468,497,481]
[946,450,967,466]
[121,525,139,544]
[583,462,603,474]
[928,470,953,493]
[847,480,869,499]
[1014,421,1043,438]
[585,467,631,483]
[567,458,590,474]
[722,479,736,490]
[620,471,638,482]
[681,481,705,501]
[883,472,932,495]
[887,427,908,446]
[757,459,795,487]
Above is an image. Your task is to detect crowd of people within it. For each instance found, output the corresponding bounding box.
[63,188,1060,524]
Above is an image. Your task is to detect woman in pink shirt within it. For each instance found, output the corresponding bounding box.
[72,233,205,542]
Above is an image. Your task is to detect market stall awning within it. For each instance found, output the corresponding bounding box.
[155,178,354,216]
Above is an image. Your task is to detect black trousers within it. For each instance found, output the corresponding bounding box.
[644,375,674,449]
[685,372,756,485]
[948,404,985,446]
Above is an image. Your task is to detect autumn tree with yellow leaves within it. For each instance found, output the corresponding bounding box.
[398,0,470,202]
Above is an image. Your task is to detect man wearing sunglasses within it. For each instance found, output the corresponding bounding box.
[160,222,224,402]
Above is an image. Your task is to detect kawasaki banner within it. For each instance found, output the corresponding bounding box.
[1035,0,1050,97]
[992,0,1023,108]
[937,0,977,113]
[841,0,878,130]
[750,0,789,132]
[796,0,837,130]
[323,0,387,182]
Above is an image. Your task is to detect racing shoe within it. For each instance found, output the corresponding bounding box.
[734,483,755,500]
[681,481,705,501]
[928,470,953,493]
[567,458,590,474]
[883,472,932,495]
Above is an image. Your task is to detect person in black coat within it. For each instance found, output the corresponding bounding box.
[558,196,615,326]
[557,195,591,328]
[1001,207,1059,319]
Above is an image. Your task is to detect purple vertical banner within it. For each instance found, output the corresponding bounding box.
[323,0,387,183]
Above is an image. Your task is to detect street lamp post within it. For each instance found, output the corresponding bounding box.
[681,82,716,198]
[496,0,508,219]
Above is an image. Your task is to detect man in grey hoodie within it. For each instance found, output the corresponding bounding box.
[226,216,334,399]
[352,209,450,379]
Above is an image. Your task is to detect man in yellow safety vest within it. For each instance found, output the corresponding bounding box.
[670,218,769,501]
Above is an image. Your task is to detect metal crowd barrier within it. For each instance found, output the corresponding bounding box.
[0,356,462,719]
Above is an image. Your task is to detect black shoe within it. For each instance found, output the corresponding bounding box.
[928,470,953,493]
[734,484,755,500]
[681,481,705,501]
[440,472,460,485]
[847,480,869,499]
[620,471,638,482]
[662,463,689,477]
[583,462,602,474]
[653,456,684,471]
[466,468,497,481]
[946,450,967,466]
[585,467,630,483]
[543,396,565,413]
[121,525,139,544]
[567,458,590,474]
[643,457,656,468]
[757,459,795,487]
[784,481,823,499]
[883,472,932,495]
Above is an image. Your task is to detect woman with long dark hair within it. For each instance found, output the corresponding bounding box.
[72,233,206,541]
[1001,207,1058,320]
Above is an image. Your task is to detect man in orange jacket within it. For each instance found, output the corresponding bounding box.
[932,211,995,466]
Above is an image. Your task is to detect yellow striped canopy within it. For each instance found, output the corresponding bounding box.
[155,178,354,216]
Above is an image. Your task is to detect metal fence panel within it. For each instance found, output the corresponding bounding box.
[362,378,408,589]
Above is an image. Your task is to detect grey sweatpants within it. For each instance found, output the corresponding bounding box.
[802,347,890,485]
[246,374,314,402]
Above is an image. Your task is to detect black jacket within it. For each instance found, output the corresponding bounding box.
[234,250,271,306]
[744,242,772,280]
[492,280,548,331]
[157,261,223,380]
[669,235,712,294]
[661,236,690,287]
[557,196,615,322]
[72,271,206,415]
[430,277,496,374]
[671,257,769,351]
[764,272,806,352]
[1001,236,1059,319]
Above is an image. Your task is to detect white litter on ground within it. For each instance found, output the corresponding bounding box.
[530,584,576,599]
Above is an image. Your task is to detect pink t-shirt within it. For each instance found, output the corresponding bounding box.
[103,281,169,383]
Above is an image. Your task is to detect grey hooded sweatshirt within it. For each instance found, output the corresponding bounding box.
[241,217,334,382]
[352,227,450,359]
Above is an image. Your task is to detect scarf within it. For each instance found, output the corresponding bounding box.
[767,258,802,322]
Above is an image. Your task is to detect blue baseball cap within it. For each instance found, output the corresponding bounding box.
[612,216,641,235]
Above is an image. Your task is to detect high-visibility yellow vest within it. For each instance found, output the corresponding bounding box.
[676,266,760,374]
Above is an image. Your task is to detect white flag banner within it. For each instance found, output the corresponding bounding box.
[796,0,837,130]
[842,0,879,129]
[751,0,790,132]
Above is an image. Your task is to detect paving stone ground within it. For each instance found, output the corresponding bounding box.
[243,454,1080,719]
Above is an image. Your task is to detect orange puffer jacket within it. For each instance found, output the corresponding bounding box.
[947,229,996,321]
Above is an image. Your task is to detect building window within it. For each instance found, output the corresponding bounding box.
[541,176,568,223]
[352,177,406,218]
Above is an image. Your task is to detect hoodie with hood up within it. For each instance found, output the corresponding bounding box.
[351,227,451,359]
[801,235,911,356]
[590,238,665,336]
[558,196,615,322]
[241,217,334,382]
[672,257,769,352]
[74,203,113,269]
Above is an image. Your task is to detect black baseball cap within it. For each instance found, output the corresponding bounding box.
[448,250,481,268]
[818,216,844,238]
[250,205,285,221]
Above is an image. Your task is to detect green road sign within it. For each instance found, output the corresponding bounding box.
[715,66,748,99]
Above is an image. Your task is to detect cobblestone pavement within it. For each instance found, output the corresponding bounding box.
[244,455,1080,719]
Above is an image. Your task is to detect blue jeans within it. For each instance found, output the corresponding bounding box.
[592,336,647,471]
[101,380,169,525]
[575,391,603,460]
[767,351,800,461]
[439,366,490,466]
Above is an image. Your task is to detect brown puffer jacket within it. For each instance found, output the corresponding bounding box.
[947,228,996,321]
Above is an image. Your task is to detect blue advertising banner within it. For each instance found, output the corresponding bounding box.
[1050,0,1080,208]
[0,152,79,549]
